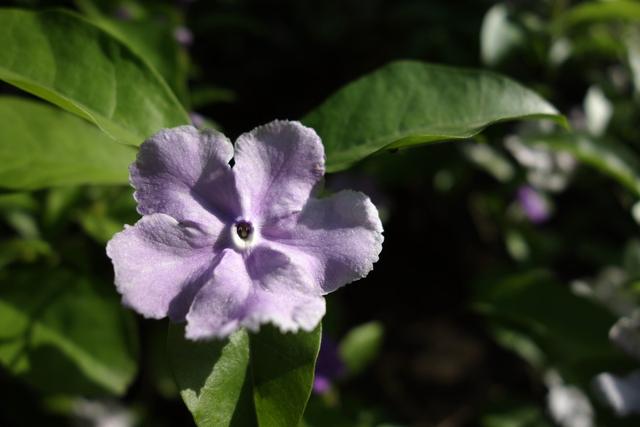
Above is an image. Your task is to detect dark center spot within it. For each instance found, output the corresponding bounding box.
[235,220,253,240]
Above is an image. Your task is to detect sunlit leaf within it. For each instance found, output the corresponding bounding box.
[0,97,135,190]
[0,8,189,145]
[76,0,190,102]
[303,60,566,172]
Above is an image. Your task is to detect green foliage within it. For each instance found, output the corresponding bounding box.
[472,271,634,388]
[303,60,566,172]
[168,324,321,427]
[561,1,640,29]
[0,8,189,145]
[75,0,190,102]
[0,96,135,190]
[338,321,384,377]
[0,269,138,395]
[480,402,552,427]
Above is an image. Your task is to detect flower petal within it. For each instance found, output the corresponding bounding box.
[233,120,325,221]
[107,213,215,320]
[185,249,252,340]
[243,246,325,333]
[263,190,383,293]
[131,126,240,231]
[185,246,325,340]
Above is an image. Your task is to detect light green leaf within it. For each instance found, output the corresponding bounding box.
[302,60,566,172]
[0,8,189,145]
[0,269,139,395]
[76,0,189,102]
[0,96,135,190]
[169,324,322,427]
[561,1,640,28]
[338,321,384,377]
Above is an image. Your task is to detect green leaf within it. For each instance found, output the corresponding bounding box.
[338,321,384,377]
[250,325,322,427]
[302,60,566,172]
[168,326,255,427]
[0,96,135,190]
[76,0,190,102]
[168,324,322,427]
[0,269,139,395]
[521,133,640,197]
[0,8,189,145]
[480,402,552,427]
[561,1,640,29]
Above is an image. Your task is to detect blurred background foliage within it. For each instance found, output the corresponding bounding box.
[2,0,640,426]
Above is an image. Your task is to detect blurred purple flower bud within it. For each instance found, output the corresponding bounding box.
[174,26,193,47]
[313,336,345,394]
[189,112,206,129]
[114,5,133,21]
[517,185,551,224]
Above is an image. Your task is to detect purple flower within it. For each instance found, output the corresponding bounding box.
[173,26,193,47]
[517,185,551,224]
[106,121,383,340]
[313,336,345,394]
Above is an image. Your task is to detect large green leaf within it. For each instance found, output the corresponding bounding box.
[168,324,322,427]
[302,60,566,172]
[0,96,135,190]
[75,0,189,102]
[0,8,189,145]
[0,269,139,395]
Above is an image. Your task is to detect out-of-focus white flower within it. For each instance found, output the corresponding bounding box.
[462,143,514,182]
[631,201,640,226]
[546,372,594,427]
[593,371,640,417]
[549,37,572,66]
[506,136,576,192]
[610,312,640,361]
[73,398,135,427]
[571,266,635,316]
[584,86,613,137]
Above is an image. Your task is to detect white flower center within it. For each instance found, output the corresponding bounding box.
[231,219,259,250]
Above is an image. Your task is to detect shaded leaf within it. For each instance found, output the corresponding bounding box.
[251,324,322,427]
[168,325,256,427]
[472,271,633,388]
[0,269,139,395]
[169,324,322,427]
